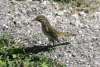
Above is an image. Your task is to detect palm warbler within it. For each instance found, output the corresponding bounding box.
[34,15,75,45]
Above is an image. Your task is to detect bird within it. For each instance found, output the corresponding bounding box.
[34,15,75,45]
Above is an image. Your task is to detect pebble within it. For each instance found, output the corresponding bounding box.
[0,1,100,67]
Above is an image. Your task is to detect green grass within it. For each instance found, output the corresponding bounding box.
[0,32,65,67]
[54,0,100,15]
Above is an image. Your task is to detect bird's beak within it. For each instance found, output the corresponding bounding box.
[32,18,39,24]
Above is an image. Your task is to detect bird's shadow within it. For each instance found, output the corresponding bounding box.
[24,42,70,54]
[10,42,70,55]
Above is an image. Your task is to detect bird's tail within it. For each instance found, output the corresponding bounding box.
[57,31,76,37]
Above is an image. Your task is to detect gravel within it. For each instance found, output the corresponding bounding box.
[0,1,100,67]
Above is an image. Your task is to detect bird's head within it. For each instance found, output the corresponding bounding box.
[34,15,46,23]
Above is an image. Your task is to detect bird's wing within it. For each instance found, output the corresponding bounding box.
[46,25,60,43]
[46,25,57,36]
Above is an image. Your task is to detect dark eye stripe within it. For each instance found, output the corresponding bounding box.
[39,17,42,19]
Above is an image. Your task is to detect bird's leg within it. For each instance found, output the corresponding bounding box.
[52,38,55,45]
[48,38,51,45]
[49,38,55,45]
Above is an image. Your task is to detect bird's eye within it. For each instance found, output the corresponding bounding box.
[39,18,42,21]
